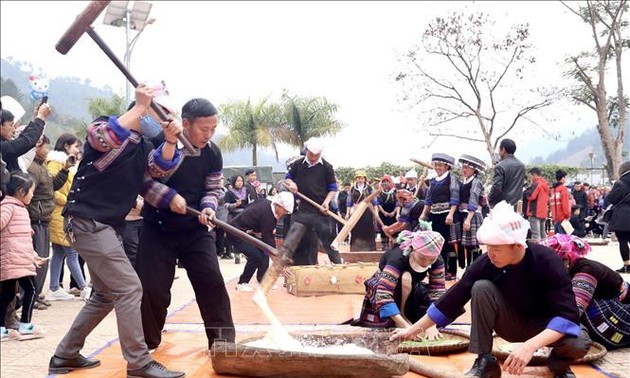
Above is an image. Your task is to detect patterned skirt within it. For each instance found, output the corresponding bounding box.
[582,297,630,349]
[450,212,483,247]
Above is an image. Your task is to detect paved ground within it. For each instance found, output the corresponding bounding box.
[1,241,628,378]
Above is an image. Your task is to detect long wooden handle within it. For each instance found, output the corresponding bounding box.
[185,206,277,256]
[84,28,198,156]
[282,183,347,225]
[410,158,433,170]
[330,188,382,249]
[408,358,465,378]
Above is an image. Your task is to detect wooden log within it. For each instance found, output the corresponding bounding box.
[285,263,377,296]
[340,251,384,263]
[211,339,409,377]
[408,357,466,378]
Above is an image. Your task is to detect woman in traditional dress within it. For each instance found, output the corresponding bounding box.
[541,234,630,349]
[420,153,460,280]
[376,175,398,251]
[353,228,445,334]
[346,170,377,251]
[454,154,486,268]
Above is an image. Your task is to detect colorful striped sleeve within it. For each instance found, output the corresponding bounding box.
[200,171,222,211]
[86,116,130,152]
[376,265,402,319]
[428,259,446,302]
[571,272,597,317]
[141,172,177,209]
[147,143,181,178]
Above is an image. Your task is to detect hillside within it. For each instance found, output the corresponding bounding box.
[538,123,629,168]
[4,56,626,172]
[1,57,115,122]
[1,57,291,171]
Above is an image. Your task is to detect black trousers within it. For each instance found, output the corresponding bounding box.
[1,276,36,325]
[469,280,591,373]
[291,211,341,265]
[429,212,457,275]
[135,221,235,349]
[122,219,143,268]
[230,237,269,284]
[215,226,226,256]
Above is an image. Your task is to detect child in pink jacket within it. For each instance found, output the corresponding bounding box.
[1,171,46,341]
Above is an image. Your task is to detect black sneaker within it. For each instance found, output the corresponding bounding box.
[465,355,502,378]
[234,253,241,264]
[127,360,185,378]
[49,354,101,374]
[616,265,630,273]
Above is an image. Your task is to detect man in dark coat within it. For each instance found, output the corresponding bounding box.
[488,139,526,209]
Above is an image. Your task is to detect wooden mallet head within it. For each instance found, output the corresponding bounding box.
[56,1,111,55]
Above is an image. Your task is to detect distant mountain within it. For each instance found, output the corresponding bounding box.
[1,57,115,122]
[537,119,630,168]
[2,57,295,170]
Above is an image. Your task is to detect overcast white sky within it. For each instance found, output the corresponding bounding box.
[1,1,624,167]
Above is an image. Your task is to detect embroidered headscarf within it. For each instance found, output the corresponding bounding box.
[396,230,444,273]
[539,234,591,266]
[476,201,530,247]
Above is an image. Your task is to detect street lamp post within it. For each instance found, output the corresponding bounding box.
[588,152,595,185]
[103,1,154,105]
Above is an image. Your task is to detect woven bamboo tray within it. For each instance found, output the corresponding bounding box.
[397,329,470,355]
[492,337,607,365]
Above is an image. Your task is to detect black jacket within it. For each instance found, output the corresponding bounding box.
[607,172,630,232]
[488,155,526,207]
[0,118,45,172]
[228,198,277,247]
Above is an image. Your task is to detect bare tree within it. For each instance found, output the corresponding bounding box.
[395,12,557,166]
[562,0,628,180]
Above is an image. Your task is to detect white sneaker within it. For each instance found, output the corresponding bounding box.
[45,288,75,301]
[79,286,92,301]
[236,283,254,292]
